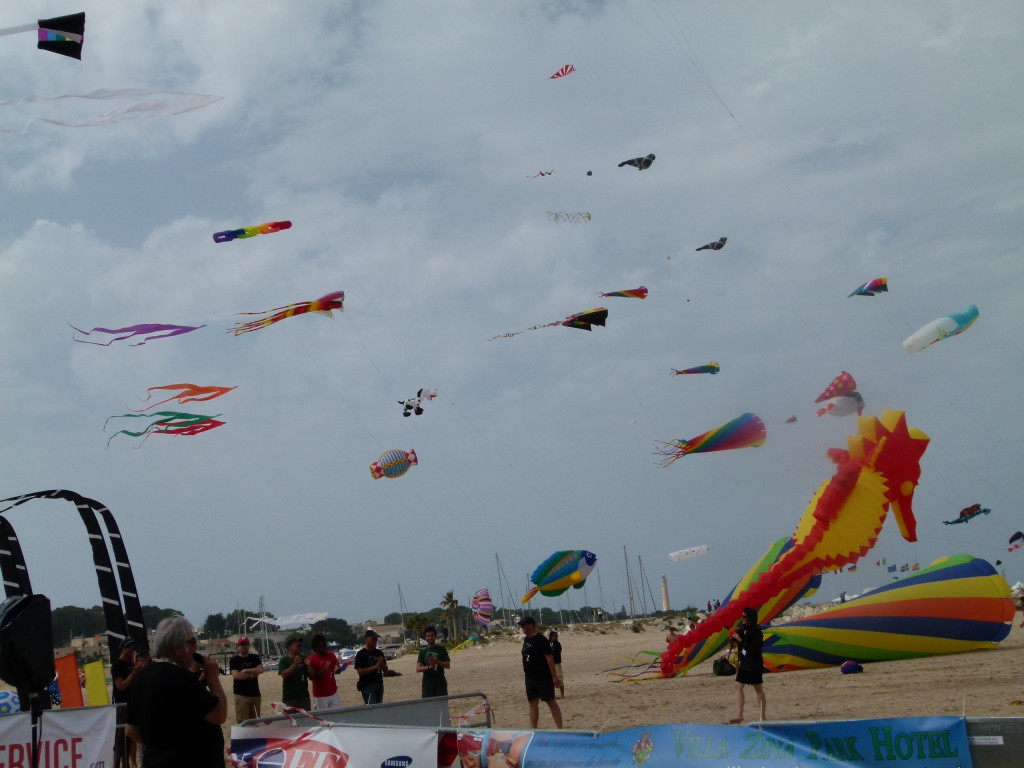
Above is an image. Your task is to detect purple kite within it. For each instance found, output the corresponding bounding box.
[70,322,206,347]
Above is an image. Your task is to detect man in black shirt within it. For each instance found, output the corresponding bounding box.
[111,637,141,768]
[518,616,562,728]
[228,636,264,722]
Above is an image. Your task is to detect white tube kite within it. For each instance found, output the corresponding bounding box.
[669,545,710,562]
[902,304,979,353]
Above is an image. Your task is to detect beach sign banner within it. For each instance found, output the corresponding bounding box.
[463,716,971,768]
[0,707,114,768]
[230,723,436,768]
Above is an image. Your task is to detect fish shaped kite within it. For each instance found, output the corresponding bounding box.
[370,449,418,479]
[658,410,931,679]
[598,286,647,299]
[522,550,598,603]
[229,291,344,335]
[815,371,864,418]
[549,64,575,80]
[848,277,888,297]
[489,307,607,340]
[131,383,236,412]
[548,211,591,223]
[618,153,655,170]
[669,545,709,562]
[399,388,437,417]
[902,304,979,353]
[942,503,991,525]
[656,413,766,466]
[213,220,291,243]
[696,237,727,251]
[0,12,85,59]
[671,362,719,376]
[105,411,224,448]
[70,322,206,347]
[471,589,494,627]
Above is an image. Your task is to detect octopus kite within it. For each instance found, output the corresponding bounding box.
[598,286,647,299]
[656,413,765,465]
[671,362,719,375]
[131,383,236,411]
[549,64,575,80]
[105,411,224,448]
[228,291,344,335]
[659,410,930,678]
[70,322,206,347]
[848,277,888,297]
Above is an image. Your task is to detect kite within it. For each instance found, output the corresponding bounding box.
[0,12,85,59]
[521,550,597,603]
[669,545,709,562]
[696,237,727,251]
[671,362,719,376]
[489,307,607,340]
[105,411,224,448]
[785,415,798,424]
[848,277,888,297]
[815,371,864,418]
[213,221,292,243]
[547,211,591,223]
[370,449,417,479]
[471,589,494,627]
[549,64,575,79]
[942,503,991,525]
[655,413,766,466]
[658,410,930,679]
[528,170,554,178]
[598,286,647,299]
[229,291,345,335]
[902,304,979,353]
[1009,532,1023,552]
[70,322,206,347]
[0,89,223,134]
[399,388,437,417]
[618,154,655,170]
[131,383,236,412]
[761,555,1013,671]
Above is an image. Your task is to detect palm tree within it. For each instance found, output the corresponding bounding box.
[440,591,459,643]
[405,614,429,644]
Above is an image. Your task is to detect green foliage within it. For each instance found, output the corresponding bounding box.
[311,617,356,647]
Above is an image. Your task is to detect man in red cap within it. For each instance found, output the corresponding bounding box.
[229,636,264,722]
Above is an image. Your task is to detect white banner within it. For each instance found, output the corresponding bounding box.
[37,706,115,768]
[231,723,437,768]
[0,712,32,767]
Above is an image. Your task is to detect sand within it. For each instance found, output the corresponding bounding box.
[222,614,1024,740]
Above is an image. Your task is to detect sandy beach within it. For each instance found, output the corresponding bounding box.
[223,614,1024,741]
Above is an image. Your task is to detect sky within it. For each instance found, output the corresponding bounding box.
[0,1,1022,633]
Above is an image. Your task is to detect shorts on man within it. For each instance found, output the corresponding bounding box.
[525,677,556,703]
[234,695,261,723]
[313,694,342,710]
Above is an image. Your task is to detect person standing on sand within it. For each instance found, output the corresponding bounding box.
[548,630,565,699]
[278,635,311,710]
[519,616,562,728]
[354,629,388,705]
[229,636,264,722]
[416,625,451,698]
[730,606,766,724]
[307,633,342,710]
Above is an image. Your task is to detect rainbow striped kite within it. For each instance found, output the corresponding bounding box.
[656,413,765,466]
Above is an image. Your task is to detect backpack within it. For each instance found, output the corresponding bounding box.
[713,655,736,677]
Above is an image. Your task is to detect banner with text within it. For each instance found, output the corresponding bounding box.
[0,712,32,768]
[514,716,971,768]
[231,723,437,768]
[37,707,115,768]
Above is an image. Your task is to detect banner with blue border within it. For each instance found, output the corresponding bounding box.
[515,716,970,768]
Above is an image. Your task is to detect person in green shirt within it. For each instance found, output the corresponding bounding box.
[415,625,451,698]
[277,635,310,710]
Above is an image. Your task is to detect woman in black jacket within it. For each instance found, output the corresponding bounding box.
[730,606,766,723]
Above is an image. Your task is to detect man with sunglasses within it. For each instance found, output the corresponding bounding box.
[229,636,264,722]
[307,633,342,710]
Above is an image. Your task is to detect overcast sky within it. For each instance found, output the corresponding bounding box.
[1,1,1021,633]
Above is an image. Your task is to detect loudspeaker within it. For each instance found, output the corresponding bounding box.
[0,594,55,692]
